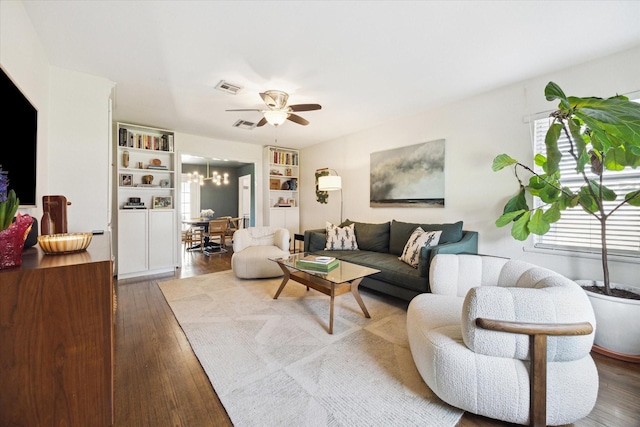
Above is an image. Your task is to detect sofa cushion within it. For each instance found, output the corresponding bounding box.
[325,222,358,250]
[321,250,428,292]
[399,227,442,268]
[389,220,463,255]
[342,219,390,253]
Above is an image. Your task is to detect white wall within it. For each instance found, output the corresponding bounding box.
[300,46,640,288]
[48,67,115,232]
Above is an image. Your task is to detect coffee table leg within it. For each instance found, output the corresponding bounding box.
[329,284,336,334]
[273,263,291,299]
[350,278,371,318]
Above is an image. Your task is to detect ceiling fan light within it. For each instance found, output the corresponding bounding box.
[264,110,289,126]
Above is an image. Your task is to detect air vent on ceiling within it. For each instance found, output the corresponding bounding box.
[215,80,243,95]
[232,119,257,130]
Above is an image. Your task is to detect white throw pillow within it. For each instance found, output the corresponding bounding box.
[399,227,442,268]
[325,222,358,250]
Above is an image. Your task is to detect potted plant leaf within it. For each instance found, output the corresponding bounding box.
[492,81,640,361]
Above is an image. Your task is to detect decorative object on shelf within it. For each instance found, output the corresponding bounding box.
[0,214,33,269]
[285,168,292,176]
[281,181,290,190]
[124,196,145,209]
[0,167,33,269]
[200,209,215,219]
[137,161,143,169]
[270,179,280,190]
[315,168,329,204]
[142,175,154,185]
[42,195,71,235]
[37,232,93,255]
[153,196,173,209]
[150,158,162,166]
[318,169,343,223]
[160,179,170,188]
[123,150,130,168]
[120,173,133,187]
[370,139,445,208]
[492,81,640,361]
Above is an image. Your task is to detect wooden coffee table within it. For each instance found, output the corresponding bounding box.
[270,253,380,334]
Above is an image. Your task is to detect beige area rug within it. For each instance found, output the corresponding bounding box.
[159,270,463,427]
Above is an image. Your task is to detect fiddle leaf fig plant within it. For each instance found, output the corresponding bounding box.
[493,82,640,296]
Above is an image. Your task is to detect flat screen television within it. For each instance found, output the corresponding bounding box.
[0,66,37,207]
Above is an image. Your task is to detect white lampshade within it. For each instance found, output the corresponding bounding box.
[264,110,289,126]
[318,175,342,191]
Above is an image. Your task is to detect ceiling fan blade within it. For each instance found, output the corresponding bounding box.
[288,104,322,112]
[287,113,309,126]
[256,117,268,127]
[226,108,262,112]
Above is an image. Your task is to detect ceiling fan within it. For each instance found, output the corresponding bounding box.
[226,90,321,127]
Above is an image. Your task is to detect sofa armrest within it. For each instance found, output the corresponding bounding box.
[417,231,478,278]
[304,228,326,252]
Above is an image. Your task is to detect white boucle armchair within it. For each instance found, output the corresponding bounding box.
[231,227,290,279]
[407,254,598,427]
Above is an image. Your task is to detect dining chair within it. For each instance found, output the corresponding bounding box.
[204,219,228,253]
[184,226,204,252]
[227,217,241,237]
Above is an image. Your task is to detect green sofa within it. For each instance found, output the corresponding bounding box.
[303,219,478,301]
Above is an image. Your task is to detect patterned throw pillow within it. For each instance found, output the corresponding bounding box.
[325,222,359,250]
[399,227,442,268]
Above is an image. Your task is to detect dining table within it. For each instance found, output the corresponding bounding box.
[182,218,226,253]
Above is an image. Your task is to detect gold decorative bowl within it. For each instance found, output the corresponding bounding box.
[38,232,93,255]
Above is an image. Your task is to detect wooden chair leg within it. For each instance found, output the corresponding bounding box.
[530,334,547,427]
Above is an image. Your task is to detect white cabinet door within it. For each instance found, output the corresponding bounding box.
[270,208,299,240]
[148,210,176,270]
[117,210,148,275]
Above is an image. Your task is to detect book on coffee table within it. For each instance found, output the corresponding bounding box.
[296,258,339,272]
[298,255,336,265]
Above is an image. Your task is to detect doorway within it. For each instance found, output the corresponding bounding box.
[238,174,251,228]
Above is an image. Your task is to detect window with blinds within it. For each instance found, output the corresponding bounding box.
[532,115,640,257]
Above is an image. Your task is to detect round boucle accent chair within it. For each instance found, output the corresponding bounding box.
[407,254,598,426]
[231,227,290,279]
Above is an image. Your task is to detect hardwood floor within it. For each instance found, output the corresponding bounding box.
[114,246,640,426]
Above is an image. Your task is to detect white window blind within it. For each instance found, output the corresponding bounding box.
[532,115,640,257]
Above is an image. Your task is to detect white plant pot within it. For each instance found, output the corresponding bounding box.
[577,280,640,358]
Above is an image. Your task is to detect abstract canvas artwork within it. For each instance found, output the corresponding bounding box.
[370,139,445,207]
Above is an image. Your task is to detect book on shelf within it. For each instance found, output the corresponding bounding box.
[298,255,336,265]
[296,258,339,272]
[118,127,172,152]
[146,165,168,170]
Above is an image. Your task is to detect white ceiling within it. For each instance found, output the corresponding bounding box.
[22,1,640,150]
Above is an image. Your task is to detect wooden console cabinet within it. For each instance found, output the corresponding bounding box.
[0,233,115,426]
